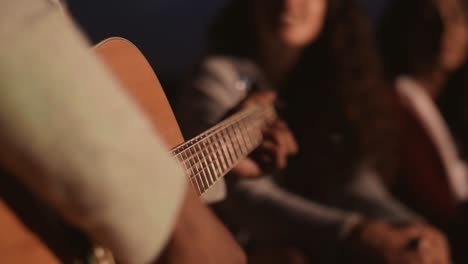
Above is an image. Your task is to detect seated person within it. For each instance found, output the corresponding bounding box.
[175,0,451,263]
[378,0,468,262]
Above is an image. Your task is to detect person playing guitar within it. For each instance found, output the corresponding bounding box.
[0,0,250,263]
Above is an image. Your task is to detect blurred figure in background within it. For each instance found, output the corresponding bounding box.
[378,0,468,262]
[175,0,451,263]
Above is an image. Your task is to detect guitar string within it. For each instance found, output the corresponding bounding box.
[186,125,263,194]
[175,121,262,193]
[170,104,272,194]
[179,117,264,193]
[179,119,263,175]
[171,102,268,157]
[187,132,263,194]
[184,125,262,181]
[174,108,265,170]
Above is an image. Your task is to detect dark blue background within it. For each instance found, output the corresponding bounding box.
[68,0,391,89]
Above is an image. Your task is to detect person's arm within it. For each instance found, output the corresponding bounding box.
[177,56,452,264]
[175,57,256,203]
[340,165,419,224]
[222,177,361,249]
[0,1,187,263]
[175,57,359,258]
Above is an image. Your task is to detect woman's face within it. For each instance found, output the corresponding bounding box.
[254,0,327,48]
[438,0,468,72]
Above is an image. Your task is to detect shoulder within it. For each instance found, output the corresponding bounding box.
[195,56,269,91]
[186,56,268,107]
[194,55,272,95]
[199,56,261,80]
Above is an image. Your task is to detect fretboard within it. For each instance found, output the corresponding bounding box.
[170,106,268,195]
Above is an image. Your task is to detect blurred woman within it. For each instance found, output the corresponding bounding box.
[175,0,451,263]
[378,0,468,262]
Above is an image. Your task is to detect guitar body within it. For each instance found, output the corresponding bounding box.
[0,200,59,263]
[94,37,185,149]
[0,37,185,263]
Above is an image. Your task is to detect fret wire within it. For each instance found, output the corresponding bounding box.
[191,157,220,180]
[184,144,222,178]
[174,107,266,175]
[238,118,254,151]
[217,132,231,170]
[215,128,232,167]
[210,134,227,175]
[231,124,247,157]
[170,112,264,178]
[186,119,263,173]
[195,144,211,189]
[200,140,217,183]
[216,132,233,167]
[189,147,206,193]
[204,137,222,181]
[189,137,265,194]
[169,106,269,196]
[231,123,244,155]
[174,155,192,180]
[180,117,264,176]
[190,143,260,194]
[228,125,243,158]
[233,122,248,155]
[190,152,241,193]
[174,155,201,195]
[244,120,260,150]
[204,107,258,138]
[180,151,202,194]
[180,140,228,179]
[221,127,237,163]
[193,143,206,185]
[187,147,198,176]
[207,141,220,181]
[189,177,201,195]
[188,144,241,180]
[171,106,262,158]
[174,155,188,176]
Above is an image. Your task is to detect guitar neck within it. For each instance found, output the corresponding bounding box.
[170,106,267,195]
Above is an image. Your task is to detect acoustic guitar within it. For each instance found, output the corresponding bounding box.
[0,37,272,263]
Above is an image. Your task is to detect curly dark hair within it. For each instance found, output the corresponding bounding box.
[209,0,397,199]
[377,0,468,158]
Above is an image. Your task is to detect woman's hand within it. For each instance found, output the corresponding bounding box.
[345,220,452,264]
[230,92,298,178]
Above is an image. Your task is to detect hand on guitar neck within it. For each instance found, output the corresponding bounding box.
[231,92,298,178]
[157,91,295,263]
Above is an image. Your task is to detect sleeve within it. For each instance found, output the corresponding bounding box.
[174,57,250,203]
[339,165,419,223]
[175,57,250,139]
[219,177,362,262]
[0,1,186,263]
